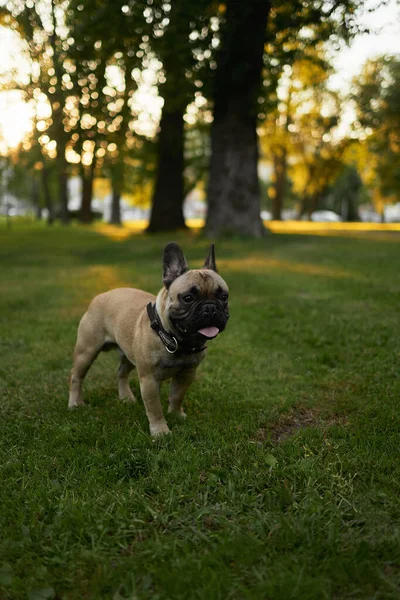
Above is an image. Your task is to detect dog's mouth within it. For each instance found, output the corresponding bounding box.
[197,326,219,339]
[174,321,221,340]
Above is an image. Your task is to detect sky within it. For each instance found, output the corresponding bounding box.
[0,0,400,154]
[329,0,400,92]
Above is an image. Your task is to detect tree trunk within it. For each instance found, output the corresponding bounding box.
[205,0,271,238]
[297,196,309,220]
[32,176,42,220]
[147,106,186,232]
[110,188,122,226]
[41,165,54,225]
[347,194,360,222]
[57,147,69,225]
[79,159,96,223]
[58,169,69,224]
[5,200,11,230]
[309,192,321,217]
[298,192,320,220]
[109,162,124,225]
[272,150,287,221]
[296,164,315,219]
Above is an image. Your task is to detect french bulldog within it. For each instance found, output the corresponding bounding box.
[68,243,230,435]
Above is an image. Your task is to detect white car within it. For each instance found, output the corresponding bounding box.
[384,203,400,223]
[310,210,342,222]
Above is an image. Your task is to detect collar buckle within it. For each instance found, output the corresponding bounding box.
[165,336,178,354]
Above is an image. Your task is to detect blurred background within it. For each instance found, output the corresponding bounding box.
[0,0,400,236]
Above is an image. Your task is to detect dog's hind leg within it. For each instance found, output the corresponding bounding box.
[117,354,136,402]
[68,313,104,408]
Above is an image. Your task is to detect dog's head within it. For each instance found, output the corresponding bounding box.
[157,242,230,343]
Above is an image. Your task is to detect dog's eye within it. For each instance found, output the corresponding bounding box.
[183,294,194,303]
[220,293,229,302]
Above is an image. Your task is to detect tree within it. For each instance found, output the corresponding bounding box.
[261,66,295,221]
[0,110,57,224]
[204,0,270,237]
[3,0,73,223]
[4,0,151,225]
[103,55,138,226]
[67,0,149,224]
[261,45,335,220]
[147,0,212,232]
[326,165,362,220]
[66,37,109,224]
[351,56,400,214]
[66,0,203,231]
[205,0,387,235]
[278,56,347,218]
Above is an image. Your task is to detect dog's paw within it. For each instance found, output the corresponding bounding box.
[168,405,187,419]
[150,422,171,437]
[119,392,137,403]
[68,397,85,409]
[118,383,136,402]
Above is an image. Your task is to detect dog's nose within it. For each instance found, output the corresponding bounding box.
[203,303,217,317]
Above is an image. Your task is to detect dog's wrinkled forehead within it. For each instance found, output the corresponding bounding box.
[162,241,228,297]
[170,270,228,299]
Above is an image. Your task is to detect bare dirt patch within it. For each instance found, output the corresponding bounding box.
[254,406,348,444]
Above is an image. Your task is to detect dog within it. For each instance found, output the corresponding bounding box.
[68,242,230,435]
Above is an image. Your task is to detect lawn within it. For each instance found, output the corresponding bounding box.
[1,222,400,600]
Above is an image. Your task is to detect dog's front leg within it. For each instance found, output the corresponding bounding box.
[168,368,197,418]
[139,374,170,436]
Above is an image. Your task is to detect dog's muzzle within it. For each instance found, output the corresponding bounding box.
[170,300,229,341]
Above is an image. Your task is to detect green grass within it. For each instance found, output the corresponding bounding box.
[1,222,400,600]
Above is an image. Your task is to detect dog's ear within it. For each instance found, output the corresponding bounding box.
[203,243,218,272]
[163,243,189,288]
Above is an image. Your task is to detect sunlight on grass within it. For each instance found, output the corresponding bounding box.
[83,265,131,290]
[267,220,400,233]
[93,223,140,240]
[89,224,361,278]
[293,230,400,242]
[219,256,354,279]
[93,219,400,241]
[93,220,204,241]
[58,265,132,318]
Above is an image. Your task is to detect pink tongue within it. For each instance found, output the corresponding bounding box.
[198,326,219,338]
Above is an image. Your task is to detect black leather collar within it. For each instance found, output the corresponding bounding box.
[146,302,207,355]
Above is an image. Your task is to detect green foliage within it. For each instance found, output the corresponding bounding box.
[1,225,400,598]
[121,136,157,207]
[259,174,298,212]
[351,56,400,202]
[261,49,348,219]
[66,0,149,170]
[1,0,396,227]
[260,0,383,120]
[325,165,362,220]
[184,119,211,194]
